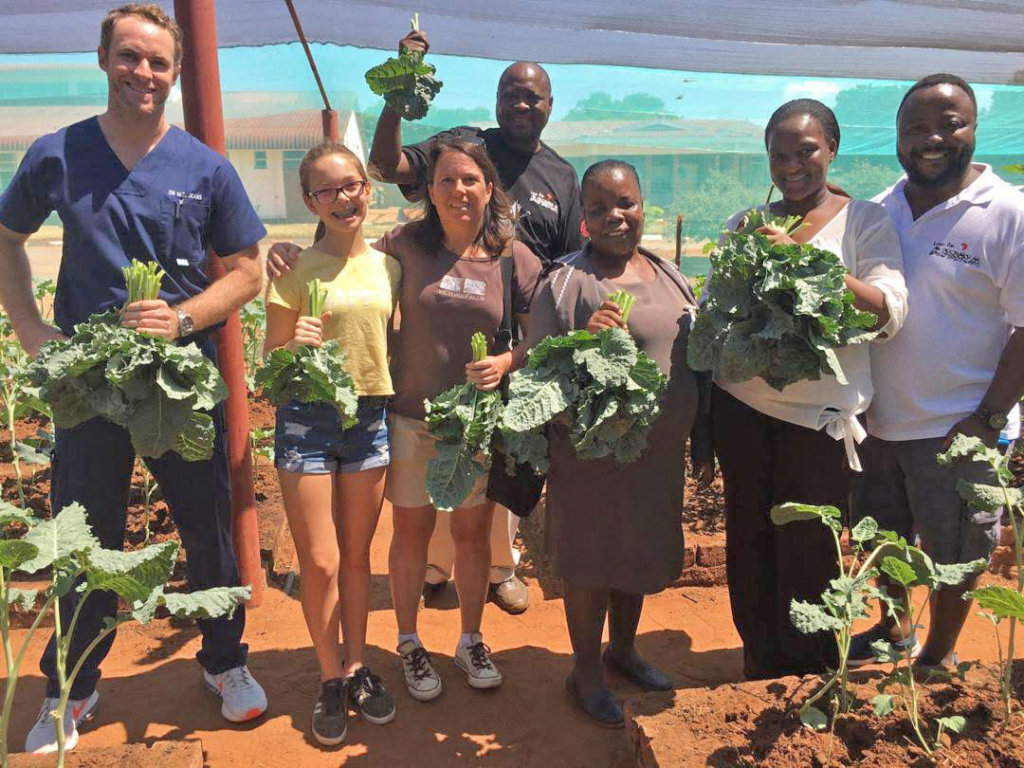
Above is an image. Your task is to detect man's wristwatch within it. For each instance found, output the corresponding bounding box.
[972,404,1008,432]
[175,307,195,339]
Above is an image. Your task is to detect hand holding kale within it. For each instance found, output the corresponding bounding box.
[687,212,877,391]
[365,14,443,121]
[255,279,359,427]
[29,260,227,461]
[498,327,667,474]
[424,332,503,511]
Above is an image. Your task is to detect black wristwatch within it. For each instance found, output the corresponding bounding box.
[175,307,195,338]
[972,404,1008,432]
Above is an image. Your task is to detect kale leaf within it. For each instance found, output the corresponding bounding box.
[30,311,227,461]
[498,327,666,473]
[423,332,501,511]
[255,340,359,428]
[687,226,878,391]
[365,49,443,122]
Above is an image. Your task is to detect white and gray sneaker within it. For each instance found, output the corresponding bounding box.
[25,691,99,754]
[397,640,443,702]
[202,665,268,722]
[454,634,502,689]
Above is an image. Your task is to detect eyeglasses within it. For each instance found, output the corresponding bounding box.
[307,180,368,205]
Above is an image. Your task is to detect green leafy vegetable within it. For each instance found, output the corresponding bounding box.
[255,280,359,426]
[30,261,227,461]
[122,260,164,303]
[423,332,502,511]
[498,327,666,472]
[607,289,636,323]
[364,16,443,121]
[688,214,878,391]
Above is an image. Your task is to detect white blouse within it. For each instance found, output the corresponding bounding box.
[714,199,908,470]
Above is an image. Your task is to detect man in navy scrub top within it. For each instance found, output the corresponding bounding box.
[0,5,268,754]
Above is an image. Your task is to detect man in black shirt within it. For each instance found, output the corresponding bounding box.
[368,31,583,265]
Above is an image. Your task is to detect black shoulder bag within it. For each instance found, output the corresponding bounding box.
[485,250,546,517]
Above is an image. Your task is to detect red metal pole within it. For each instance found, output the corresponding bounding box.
[322,109,339,142]
[174,0,264,607]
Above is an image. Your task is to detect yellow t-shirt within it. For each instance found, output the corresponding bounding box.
[266,245,401,396]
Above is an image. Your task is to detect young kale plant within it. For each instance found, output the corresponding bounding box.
[938,434,1023,725]
[33,279,56,321]
[0,500,248,767]
[769,503,897,731]
[239,298,266,393]
[250,427,275,487]
[256,279,358,426]
[0,313,51,508]
[772,502,984,757]
[868,543,984,756]
[423,332,502,511]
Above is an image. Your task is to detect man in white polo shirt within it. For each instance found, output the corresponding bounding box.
[850,74,1024,668]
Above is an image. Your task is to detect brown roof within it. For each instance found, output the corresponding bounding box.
[0,107,352,152]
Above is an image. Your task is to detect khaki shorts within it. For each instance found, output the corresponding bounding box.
[384,413,489,509]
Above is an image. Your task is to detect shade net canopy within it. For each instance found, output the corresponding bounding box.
[3,0,1024,84]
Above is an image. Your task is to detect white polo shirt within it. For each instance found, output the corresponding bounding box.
[867,164,1024,442]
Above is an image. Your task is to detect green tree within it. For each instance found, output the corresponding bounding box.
[672,169,761,240]
[565,92,675,122]
[830,158,902,200]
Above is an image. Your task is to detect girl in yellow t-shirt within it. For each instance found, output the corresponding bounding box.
[263,143,400,745]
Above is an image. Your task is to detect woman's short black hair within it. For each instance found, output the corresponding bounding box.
[581,159,642,199]
[764,99,841,151]
[897,73,977,118]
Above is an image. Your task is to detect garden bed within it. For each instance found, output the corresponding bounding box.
[627,663,1024,767]
[9,740,204,767]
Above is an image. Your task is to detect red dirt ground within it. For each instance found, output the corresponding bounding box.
[1,405,1022,767]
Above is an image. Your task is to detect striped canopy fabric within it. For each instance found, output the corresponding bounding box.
[3,0,1023,84]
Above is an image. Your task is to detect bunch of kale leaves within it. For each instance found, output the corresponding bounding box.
[30,311,226,461]
[365,48,442,121]
[498,327,667,474]
[687,226,878,391]
[256,340,359,428]
[423,332,502,511]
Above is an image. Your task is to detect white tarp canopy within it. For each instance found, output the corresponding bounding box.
[3,0,1024,84]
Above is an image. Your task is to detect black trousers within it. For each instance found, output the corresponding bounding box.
[712,386,846,678]
[40,406,247,699]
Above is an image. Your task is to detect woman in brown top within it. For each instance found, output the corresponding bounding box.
[522,160,702,727]
[379,137,541,700]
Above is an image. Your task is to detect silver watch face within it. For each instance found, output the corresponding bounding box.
[177,309,194,335]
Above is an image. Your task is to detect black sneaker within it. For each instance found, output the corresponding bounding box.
[848,623,920,668]
[312,678,347,746]
[347,666,396,725]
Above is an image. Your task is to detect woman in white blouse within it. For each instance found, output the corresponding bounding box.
[707,99,908,679]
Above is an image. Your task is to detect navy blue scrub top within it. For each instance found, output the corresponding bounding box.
[0,117,266,336]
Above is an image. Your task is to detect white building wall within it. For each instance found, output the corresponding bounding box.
[228,148,287,220]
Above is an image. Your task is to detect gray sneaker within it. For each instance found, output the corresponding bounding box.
[454,634,502,689]
[312,678,347,746]
[398,640,443,701]
[25,691,99,754]
[202,665,268,722]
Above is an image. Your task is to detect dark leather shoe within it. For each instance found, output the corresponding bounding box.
[602,649,674,691]
[565,674,624,729]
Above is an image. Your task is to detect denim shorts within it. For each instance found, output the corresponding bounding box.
[274,396,390,475]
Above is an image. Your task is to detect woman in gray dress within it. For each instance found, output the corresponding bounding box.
[522,160,704,727]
